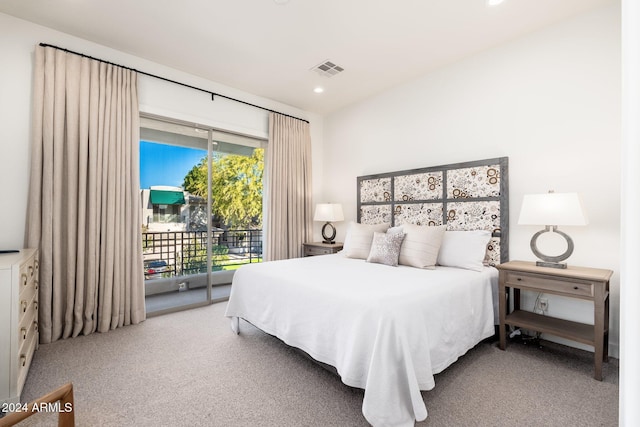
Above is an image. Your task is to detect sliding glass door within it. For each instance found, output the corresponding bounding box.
[139,115,264,316]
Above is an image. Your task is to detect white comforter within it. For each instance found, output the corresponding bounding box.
[224,254,497,427]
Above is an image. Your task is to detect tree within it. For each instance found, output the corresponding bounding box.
[183,148,264,229]
[182,157,207,198]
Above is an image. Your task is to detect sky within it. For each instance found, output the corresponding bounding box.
[139,141,206,189]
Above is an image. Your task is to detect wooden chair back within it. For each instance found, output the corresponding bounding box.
[0,383,74,427]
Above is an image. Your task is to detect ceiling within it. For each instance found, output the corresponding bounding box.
[0,0,614,115]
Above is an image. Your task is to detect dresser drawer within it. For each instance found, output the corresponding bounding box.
[18,254,37,284]
[18,299,38,351]
[19,255,38,299]
[504,271,594,298]
[16,327,38,395]
[18,285,36,322]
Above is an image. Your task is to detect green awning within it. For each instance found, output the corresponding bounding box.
[149,190,185,205]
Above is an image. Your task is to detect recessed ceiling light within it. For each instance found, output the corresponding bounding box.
[313,87,324,94]
[487,0,505,6]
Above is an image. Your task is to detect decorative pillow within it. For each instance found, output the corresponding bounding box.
[437,230,492,271]
[366,231,406,267]
[343,222,390,259]
[397,224,446,269]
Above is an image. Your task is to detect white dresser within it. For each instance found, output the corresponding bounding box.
[0,248,39,405]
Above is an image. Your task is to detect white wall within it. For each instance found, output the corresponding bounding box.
[0,12,323,250]
[323,4,621,355]
[620,0,640,423]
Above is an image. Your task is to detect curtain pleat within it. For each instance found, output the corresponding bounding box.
[26,46,145,344]
[265,113,312,261]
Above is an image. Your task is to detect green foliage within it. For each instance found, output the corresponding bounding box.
[182,241,230,274]
[222,257,262,271]
[182,158,208,198]
[183,149,263,229]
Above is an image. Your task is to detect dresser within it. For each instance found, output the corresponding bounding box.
[0,249,39,405]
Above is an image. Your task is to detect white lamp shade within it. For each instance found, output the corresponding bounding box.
[314,203,344,222]
[518,192,588,226]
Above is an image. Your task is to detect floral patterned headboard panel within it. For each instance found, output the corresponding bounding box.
[357,157,509,265]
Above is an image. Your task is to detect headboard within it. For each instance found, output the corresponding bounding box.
[357,157,509,265]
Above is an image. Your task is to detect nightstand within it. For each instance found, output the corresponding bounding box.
[497,261,613,380]
[303,242,343,257]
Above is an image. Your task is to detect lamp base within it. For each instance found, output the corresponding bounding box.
[530,225,574,269]
[535,260,567,269]
[321,222,337,244]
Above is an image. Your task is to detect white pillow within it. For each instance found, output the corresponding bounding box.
[343,222,390,259]
[366,231,406,267]
[397,224,446,269]
[437,230,492,271]
[387,226,404,235]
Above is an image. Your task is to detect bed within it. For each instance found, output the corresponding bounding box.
[225,157,509,426]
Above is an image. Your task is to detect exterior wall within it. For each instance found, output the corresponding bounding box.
[141,188,199,233]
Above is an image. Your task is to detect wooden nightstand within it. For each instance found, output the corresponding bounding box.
[303,242,343,257]
[497,260,613,381]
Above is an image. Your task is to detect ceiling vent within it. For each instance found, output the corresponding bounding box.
[311,60,345,78]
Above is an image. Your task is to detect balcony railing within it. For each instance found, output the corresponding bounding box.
[142,229,262,280]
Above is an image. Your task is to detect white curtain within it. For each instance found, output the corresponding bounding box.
[26,46,145,344]
[264,113,313,261]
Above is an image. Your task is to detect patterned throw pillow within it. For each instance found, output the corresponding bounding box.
[366,231,406,267]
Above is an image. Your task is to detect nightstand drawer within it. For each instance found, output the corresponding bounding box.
[302,242,343,257]
[305,246,333,256]
[504,271,594,298]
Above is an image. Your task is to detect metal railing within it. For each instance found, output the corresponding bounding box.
[142,229,262,280]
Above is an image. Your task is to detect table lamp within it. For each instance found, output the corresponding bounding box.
[518,191,588,269]
[314,203,344,244]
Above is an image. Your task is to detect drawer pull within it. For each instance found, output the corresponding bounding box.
[34,259,39,272]
[28,265,34,277]
[21,327,27,340]
[21,300,27,313]
[33,321,38,332]
[517,278,522,281]
[21,274,27,286]
[574,286,579,290]
[35,280,39,290]
[20,355,26,367]
[34,301,38,311]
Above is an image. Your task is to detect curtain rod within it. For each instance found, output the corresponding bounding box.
[39,43,309,124]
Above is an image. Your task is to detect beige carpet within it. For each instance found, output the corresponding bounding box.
[14,302,618,426]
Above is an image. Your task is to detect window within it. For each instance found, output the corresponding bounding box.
[152,204,181,223]
[139,115,265,315]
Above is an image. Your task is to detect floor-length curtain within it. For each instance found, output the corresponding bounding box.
[264,113,313,261]
[25,46,145,344]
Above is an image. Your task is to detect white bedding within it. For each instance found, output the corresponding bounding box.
[224,254,497,427]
